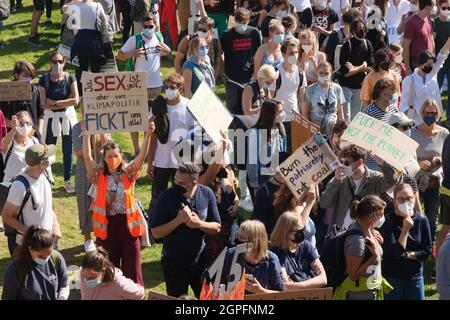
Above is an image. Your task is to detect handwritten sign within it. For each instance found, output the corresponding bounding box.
[0,81,32,101]
[278,133,339,199]
[291,110,320,151]
[245,288,333,300]
[187,82,233,144]
[81,71,148,134]
[341,112,419,171]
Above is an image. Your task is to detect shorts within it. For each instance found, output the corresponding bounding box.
[33,0,45,11]
[441,194,450,225]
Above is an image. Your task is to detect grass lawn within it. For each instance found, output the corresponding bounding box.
[0,1,446,300]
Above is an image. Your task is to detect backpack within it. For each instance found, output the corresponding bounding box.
[0,0,10,20]
[333,28,345,72]
[274,66,305,97]
[320,224,365,290]
[151,95,170,144]
[124,32,164,72]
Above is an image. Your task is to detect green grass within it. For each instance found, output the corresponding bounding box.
[0,1,447,300]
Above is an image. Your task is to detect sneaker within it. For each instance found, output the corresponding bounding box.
[431,267,436,280]
[64,181,75,194]
[239,198,254,212]
[45,18,52,26]
[84,240,96,253]
[27,36,43,47]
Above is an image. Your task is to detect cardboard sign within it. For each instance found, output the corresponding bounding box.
[278,133,340,199]
[81,71,148,134]
[291,110,320,151]
[245,288,333,300]
[341,112,419,171]
[147,291,181,300]
[187,82,233,144]
[0,81,32,101]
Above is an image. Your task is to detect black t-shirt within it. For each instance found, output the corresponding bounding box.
[251,180,281,236]
[300,7,339,47]
[338,37,374,89]
[150,184,221,260]
[260,15,276,38]
[38,73,76,112]
[366,29,389,54]
[221,26,262,83]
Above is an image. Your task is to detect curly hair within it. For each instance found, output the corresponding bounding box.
[273,184,299,218]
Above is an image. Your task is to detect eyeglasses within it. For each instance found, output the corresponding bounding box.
[423,112,438,117]
[143,24,155,29]
[198,28,209,33]
[441,6,450,10]
[340,159,356,166]
[51,60,64,64]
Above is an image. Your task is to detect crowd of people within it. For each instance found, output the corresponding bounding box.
[0,0,450,301]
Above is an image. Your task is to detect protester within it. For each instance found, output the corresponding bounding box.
[385,0,411,45]
[223,220,285,293]
[389,43,406,84]
[259,0,290,42]
[1,227,69,300]
[437,229,450,299]
[330,0,351,28]
[380,183,432,300]
[28,0,49,46]
[437,135,450,258]
[281,14,297,41]
[253,20,284,79]
[204,0,231,38]
[365,4,389,53]
[82,120,154,286]
[298,29,327,84]
[270,211,327,289]
[397,0,420,35]
[38,52,79,194]
[80,247,145,300]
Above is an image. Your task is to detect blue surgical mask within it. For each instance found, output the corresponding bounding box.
[33,256,51,266]
[143,28,154,38]
[273,34,285,44]
[85,277,102,288]
[388,94,397,106]
[403,128,411,137]
[236,23,248,33]
[199,46,209,57]
[423,115,437,126]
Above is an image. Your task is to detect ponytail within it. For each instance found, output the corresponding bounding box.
[82,246,116,283]
[350,195,386,221]
[350,200,360,220]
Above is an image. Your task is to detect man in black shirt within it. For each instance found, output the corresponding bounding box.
[221,7,262,114]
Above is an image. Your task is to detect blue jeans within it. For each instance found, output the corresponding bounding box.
[420,188,441,244]
[342,87,361,120]
[385,276,425,300]
[437,64,450,118]
[45,118,73,181]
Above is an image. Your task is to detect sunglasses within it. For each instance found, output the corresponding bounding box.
[423,112,438,117]
[441,6,450,10]
[198,28,209,33]
[51,60,64,64]
[341,159,356,166]
[143,24,155,29]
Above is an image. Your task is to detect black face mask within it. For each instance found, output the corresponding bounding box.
[172,183,187,195]
[217,168,228,179]
[355,29,365,39]
[234,238,245,246]
[293,228,305,244]
[380,61,390,71]
[422,65,433,74]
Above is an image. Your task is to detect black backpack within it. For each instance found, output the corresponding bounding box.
[320,224,365,290]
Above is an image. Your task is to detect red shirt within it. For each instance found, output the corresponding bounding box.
[404,14,434,60]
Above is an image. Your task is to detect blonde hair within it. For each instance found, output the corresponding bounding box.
[256,64,279,82]
[298,29,318,54]
[269,19,284,34]
[419,99,441,121]
[239,220,269,262]
[187,36,206,58]
[270,211,300,252]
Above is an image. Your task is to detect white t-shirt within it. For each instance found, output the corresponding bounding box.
[7,171,54,245]
[330,0,350,27]
[150,97,195,168]
[275,64,306,122]
[2,137,38,183]
[385,0,410,44]
[292,0,311,12]
[120,33,163,88]
[68,2,106,31]
[342,177,363,229]
[190,0,202,16]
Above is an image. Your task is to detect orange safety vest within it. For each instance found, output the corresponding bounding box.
[92,170,143,240]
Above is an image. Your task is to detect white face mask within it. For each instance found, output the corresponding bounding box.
[287,54,298,65]
[315,0,328,8]
[263,82,273,89]
[317,75,330,84]
[302,44,313,53]
[16,124,31,136]
[373,214,385,228]
[442,9,450,18]
[410,3,419,12]
[394,55,403,64]
[341,165,353,177]
[398,201,415,217]
[166,88,179,100]
[33,255,51,266]
[275,111,286,123]
[197,30,209,39]
[52,62,64,74]
[431,5,438,15]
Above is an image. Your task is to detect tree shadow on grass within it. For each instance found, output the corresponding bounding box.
[141,259,165,289]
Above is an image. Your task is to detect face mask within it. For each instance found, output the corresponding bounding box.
[442,9,450,18]
[199,46,209,57]
[166,88,178,100]
[423,115,437,126]
[48,155,56,166]
[388,94,398,106]
[263,82,273,89]
[33,255,51,266]
[16,124,30,136]
[236,23,248,33]
[287,54,298,65]
[85,276,102,288]
[394,55,403,64]
[276,111,286,123]
[355,29,365,39]
[373,214,385,228]
[380,61,391,71]
[341,165,354,177]
[234,238,245,246]
[318,75,330,84]
[245,243,254,256]
[273,34,285,44]
[422,65,433,74]
[276,10,287,18]
[217,168,228,179]
[293,228,305,244]
[51,62,64,73]
[302,44,312,53]
[431,5,438,15]
[197,30,209,39]
[315,0,328,8]
[105,157,122,170]
[172,183,187,195]
[398,201,415,217]
[403,128,412,137]
[143,28,154,38]
[410,3,419,12]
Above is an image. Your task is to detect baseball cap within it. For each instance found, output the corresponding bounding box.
[388,112,414,127]
[25,144,57,166]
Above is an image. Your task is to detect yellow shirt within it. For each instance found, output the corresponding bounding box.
[360,70,401,105]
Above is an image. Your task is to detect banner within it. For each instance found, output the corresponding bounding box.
[278,133,340,199]
[341,112,419,171]
[187,82,233,144]
[245,288,333,300]
[81,71,148,134]
[0,81,32,101]
[291,110,320,151]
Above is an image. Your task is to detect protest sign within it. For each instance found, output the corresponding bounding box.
[341,112,419,171]
[187,82,233,144]
[278,133,340,199]
[291,110,320,151]
[245,288,333,300]
[81,71,148,134]
[0,81,32,101]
